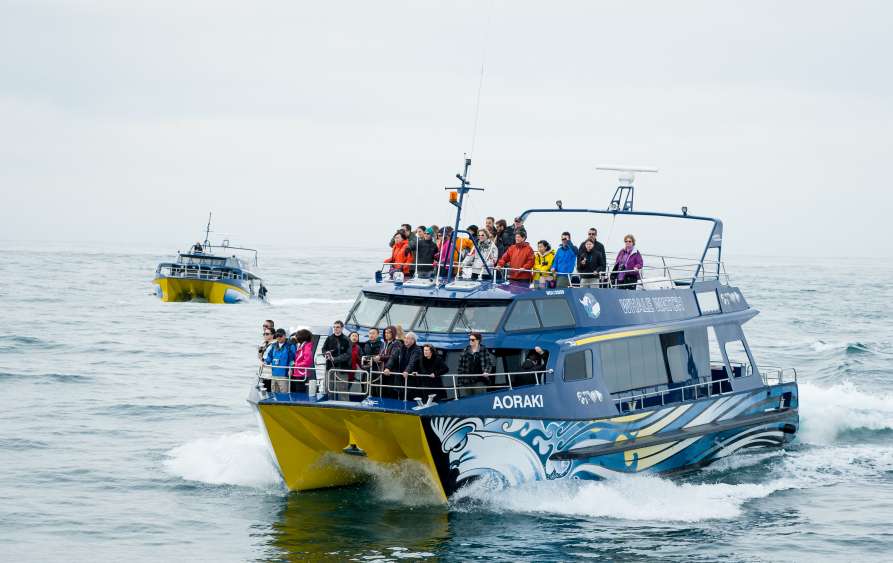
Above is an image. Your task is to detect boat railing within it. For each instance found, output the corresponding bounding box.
[157,264,246,281]
[257,363,552,403]
[613,375,736,413]
[760,365,798,386]
[377,259,728,288]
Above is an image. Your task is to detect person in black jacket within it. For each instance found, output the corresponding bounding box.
[518,346,549,387]
[417,344,449,400]
[457,332,497,396]
[383,332,421,400]
[322,320,351,372]
[412,226,438,278]
[577,240,604,288]
[582,227,607,273]
[363,328,383,360]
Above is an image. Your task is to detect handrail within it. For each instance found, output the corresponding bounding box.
[258,363,553,403]
[377,260,729,287]
[613,375,735,412]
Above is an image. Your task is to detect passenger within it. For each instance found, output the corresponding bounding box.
[457,332,496,397]
[484,216,495,234]
[383,331,422,400]
[258,325,275,391]
[292,329,315,393]
[192,242,204,253]
[346,331,365,400]
[263,319,275,332]
[551,232,577,288]
[412,226,438,278]
[384,230,413,276]
[322,320,351,373]
[363,327,383,360]
[496,229,535,283]
[437,227,455,273]
[518,346,549,386]
[577,239,601,288]
[461,228,498,280]
[612,234,644,290]
[402,223,416,249]
[532,240,556,288]
[374,326,401,398]
[494,219,510,257]
[265,328,296,393]
[455,225,476,262]
[416,344,449,400]
[583,227,607,276]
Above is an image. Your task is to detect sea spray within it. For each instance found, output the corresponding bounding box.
[163,431,283,489]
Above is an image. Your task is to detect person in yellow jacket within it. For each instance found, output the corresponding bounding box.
[532,240,556,287]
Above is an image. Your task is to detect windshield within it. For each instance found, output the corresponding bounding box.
[347,293,508,333]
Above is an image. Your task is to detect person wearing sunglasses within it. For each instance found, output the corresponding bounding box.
[257,326,276,391]
[612,234,644,289]
[457,332,496,397]
[264,328,296,393]
[551,231,578,288]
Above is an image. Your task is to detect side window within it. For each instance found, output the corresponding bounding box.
[723,340,749,377]
[535,299,575,327]
[504,301,540,331]
[599,335,670,393]
[563,350,592,382]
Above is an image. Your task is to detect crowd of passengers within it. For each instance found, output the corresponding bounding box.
[384,217,644,289]
[259,319,549,401]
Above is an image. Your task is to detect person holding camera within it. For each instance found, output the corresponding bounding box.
[264,328,296,393]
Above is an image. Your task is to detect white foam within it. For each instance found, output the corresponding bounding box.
[163,431,284,489]
[327,455,444,506]
[798,381,893,444]
[809,339,837,352]
[451,475,781,522]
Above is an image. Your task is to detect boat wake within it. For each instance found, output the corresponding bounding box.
[161,381,893,520]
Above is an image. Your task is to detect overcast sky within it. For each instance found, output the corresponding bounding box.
[1,0,890,258]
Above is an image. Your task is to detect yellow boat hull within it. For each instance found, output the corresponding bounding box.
[153,277,248,304]
[257,403,448,502]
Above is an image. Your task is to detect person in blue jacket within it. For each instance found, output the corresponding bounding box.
[265,328,295,392]
[551,231,578,288]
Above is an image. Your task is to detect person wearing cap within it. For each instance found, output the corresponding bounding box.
[496,228,535,283]
[264,328,296,392]
[413,226,438,278]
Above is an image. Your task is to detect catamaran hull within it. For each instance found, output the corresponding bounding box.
[153,277,249,304]
[253,383,798,500]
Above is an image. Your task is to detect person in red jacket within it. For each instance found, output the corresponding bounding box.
[384,230,413,275]
[496,229,535,282]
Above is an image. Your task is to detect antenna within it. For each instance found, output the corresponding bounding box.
[596,165,658,212]
[442,156,484,283]
[203,212,213,249]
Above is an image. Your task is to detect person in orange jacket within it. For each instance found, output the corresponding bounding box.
[496,229,535,282]
[384,230,413,275]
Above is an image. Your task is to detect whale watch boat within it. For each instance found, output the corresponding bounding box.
[153,214,267,304]
[249,160,799,501]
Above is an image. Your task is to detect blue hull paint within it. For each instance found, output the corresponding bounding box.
[422,384,798,495]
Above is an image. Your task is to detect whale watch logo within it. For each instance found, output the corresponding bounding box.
[580,293,601,319]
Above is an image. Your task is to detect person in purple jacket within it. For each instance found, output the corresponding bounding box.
[612,234,644,289]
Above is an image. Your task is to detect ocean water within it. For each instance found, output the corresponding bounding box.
[1,243,892,562]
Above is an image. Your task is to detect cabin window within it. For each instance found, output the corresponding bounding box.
[563,350,592,382]
[504,301,540,331]
[658,328,708,383]
[349,294,389,327]
[535,299,575,328]
[415,305,459,333]
[599,335,669,393]
[723,340,750,378]
[453,303,508,333]
[383,303,423,329]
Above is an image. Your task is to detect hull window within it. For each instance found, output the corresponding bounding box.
[564,349,592,382]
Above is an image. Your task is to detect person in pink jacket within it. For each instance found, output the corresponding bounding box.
[291,329,315,392]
